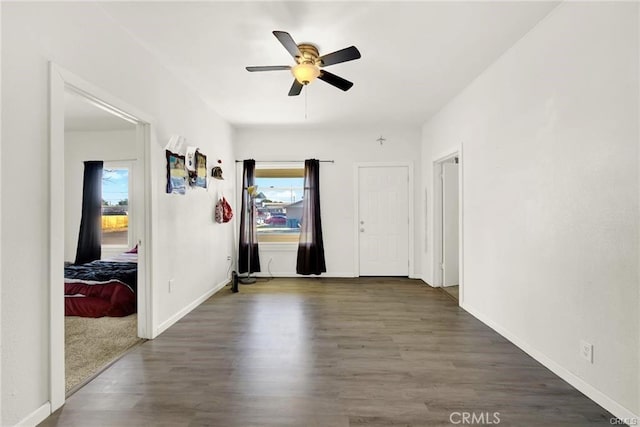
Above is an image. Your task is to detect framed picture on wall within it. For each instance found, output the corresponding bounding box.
[195,151,207,188]
[166,150,186,195]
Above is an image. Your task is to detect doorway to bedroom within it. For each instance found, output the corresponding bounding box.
[49,63,153,412]
[62,91,145,395]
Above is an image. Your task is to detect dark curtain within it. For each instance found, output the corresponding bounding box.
[75,161,104,265]
[296,159,326,275]
[238,159,261,274]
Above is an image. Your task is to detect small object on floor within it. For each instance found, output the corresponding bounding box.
[231,271,239,293]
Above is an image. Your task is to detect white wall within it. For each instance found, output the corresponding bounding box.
[0,2,3,423]
[1,3,235,425]
[421,2,638,418]
[64,129,137,262]
[235,126,422,277]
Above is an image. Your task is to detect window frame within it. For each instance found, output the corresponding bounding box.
[101,161,134,250]
[254,164,304,244]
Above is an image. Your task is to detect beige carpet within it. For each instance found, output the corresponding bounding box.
[65,314,142,393]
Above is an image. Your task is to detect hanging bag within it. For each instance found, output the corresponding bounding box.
[214,198,224,223]
[222,197,233,223]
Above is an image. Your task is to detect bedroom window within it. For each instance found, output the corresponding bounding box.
[102,164,131,247]
[254,167,304,243]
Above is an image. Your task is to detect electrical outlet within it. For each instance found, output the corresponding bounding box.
[168,279,174,293]
[580,340,593,363]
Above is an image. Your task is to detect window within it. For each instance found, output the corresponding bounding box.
[101,164,131,247]
[254,167,304,243]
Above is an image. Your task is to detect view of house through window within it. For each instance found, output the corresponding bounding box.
[102,166,130,246]
[254,167,304,242]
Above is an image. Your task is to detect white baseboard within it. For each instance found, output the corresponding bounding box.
[462,302,639,423]
[153,277,229,337]
[252,273,433,281]
[15,402,51,427]
[252,272,357,278]
[420,276,435,287]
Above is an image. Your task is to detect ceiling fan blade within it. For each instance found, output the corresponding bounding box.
[246,65,291,72]
[273,31,301,58]
[318,71,353,91]
[288,80,304,96]
[318,46,361,67]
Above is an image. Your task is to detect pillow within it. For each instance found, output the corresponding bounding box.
[126,244,138,254]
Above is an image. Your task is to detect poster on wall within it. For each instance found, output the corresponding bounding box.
[195,151,207,188]
[166,150,187,195]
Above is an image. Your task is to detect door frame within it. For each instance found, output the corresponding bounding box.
[433,148,464,304]
[353,162,414,277]
[49,63,155,411]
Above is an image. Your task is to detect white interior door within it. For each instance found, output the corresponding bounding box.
[442,162,459,286]
[358,166,409,276]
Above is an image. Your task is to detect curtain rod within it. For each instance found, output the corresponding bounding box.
[234,160,334,163]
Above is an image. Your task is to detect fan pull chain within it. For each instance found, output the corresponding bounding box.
[305,85,308,120]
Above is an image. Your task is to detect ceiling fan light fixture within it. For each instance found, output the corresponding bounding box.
[292,63,320,85]
[247,31,360,95]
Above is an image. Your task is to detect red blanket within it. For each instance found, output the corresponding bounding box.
[65,280,136,318]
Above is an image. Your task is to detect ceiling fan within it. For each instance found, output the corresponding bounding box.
[246,31,361,96]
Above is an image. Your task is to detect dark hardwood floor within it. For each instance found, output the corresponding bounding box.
[40,277,614,426]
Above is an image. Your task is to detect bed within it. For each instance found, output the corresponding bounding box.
[64,247,138,318]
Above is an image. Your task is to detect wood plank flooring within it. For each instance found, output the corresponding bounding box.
[441,285,459,302]
[40,277,614,426]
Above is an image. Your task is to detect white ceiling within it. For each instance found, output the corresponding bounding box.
[97,1,559,128]
[65,91,136,132]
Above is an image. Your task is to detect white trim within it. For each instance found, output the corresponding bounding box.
[254,161,304,170]
[432,148,464,306]
[14,402,51,427]
[48,63,66,412]
[153,277,230,337]
[462,302,639,423]
[56,67,153,124]
[458,145,465,305]
[637,4,640,415]
[252,272,357,278]
[432,149,461,165]
[353,165,360,276]
[354,162,414,277]
[0,2,3,420]
[432,161,441,287]
[48,62,155,412]
[258,242,298,252]
[422,278,436,287]
[408,163,415,278]
[252,273,426,280]
[138,123,154,339]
